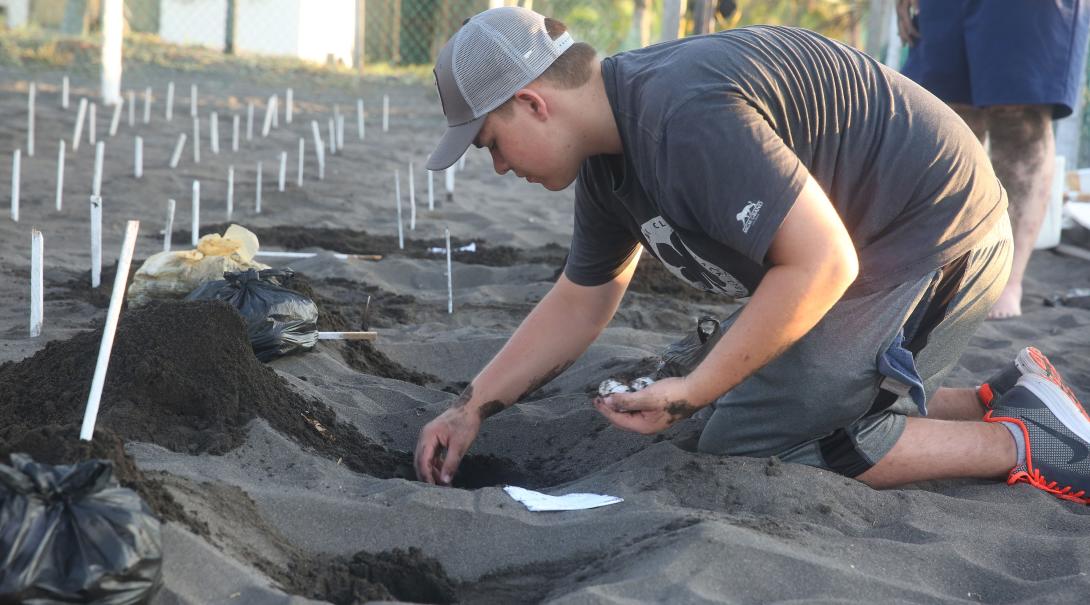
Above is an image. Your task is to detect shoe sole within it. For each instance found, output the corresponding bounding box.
[1019,347,1086,419]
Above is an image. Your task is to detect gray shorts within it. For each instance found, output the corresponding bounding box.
[696,216,1013,476]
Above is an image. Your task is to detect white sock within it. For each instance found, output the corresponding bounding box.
[1000,421,1027,467]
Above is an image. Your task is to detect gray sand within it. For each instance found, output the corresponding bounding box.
[1,66,1089,604]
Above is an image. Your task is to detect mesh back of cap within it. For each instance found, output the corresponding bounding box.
[452,7,573,118]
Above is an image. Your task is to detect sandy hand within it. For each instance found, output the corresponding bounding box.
[593,376,705,435]
[414,406,481,486]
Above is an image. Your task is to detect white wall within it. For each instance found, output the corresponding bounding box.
[296,0,356,66]
[160,0,229,50]
[159,0,355,66]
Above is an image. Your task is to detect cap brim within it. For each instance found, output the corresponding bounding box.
[427,115,486,171]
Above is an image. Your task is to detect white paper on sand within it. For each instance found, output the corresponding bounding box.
[503,486,622,512]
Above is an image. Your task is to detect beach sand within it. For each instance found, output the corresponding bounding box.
[1,64,1089,604]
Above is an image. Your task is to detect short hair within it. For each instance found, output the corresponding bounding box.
[492,17,596,116]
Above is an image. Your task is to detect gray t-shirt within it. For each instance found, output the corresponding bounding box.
[564,26,1006,298]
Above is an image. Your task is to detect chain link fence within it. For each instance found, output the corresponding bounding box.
[7,0,664,69]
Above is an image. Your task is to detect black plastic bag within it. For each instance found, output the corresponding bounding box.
[186,268,319,362]
[0,454,162,604]
[655,316,723,378]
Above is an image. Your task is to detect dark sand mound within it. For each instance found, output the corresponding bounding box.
[0,300,412,479]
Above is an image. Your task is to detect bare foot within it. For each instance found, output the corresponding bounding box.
[988,283,1022,320]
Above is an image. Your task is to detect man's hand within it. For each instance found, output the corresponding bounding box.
[414,406,482,486]
[896,0,920,45]
[593,377,706,435]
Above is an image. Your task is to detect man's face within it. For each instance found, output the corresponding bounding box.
[473,96,581,192]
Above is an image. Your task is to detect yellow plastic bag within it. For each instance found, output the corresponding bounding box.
[126,225,270,307]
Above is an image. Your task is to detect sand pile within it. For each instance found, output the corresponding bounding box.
[0,300,413,479]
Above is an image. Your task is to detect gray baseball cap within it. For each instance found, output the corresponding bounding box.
[427,6,574,171]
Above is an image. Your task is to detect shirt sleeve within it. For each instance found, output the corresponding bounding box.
[654,93,808,265]
[563,166,641,287]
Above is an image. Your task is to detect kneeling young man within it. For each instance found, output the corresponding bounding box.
[415,7,1090,504]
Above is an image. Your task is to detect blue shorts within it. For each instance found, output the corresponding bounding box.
[901,0,1090,118]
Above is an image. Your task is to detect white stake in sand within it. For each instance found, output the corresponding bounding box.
[72,98,87,152]
[169,133,187,169]
[446,228,453,314]
[337,114,345,151]
[297,138,305,187]
[226,166,234,221]
[262,96,275,138]
[134,136,143,178]
[108,98,122,136]
[278,151,287,192]
[127,90,135,127]
[88,102,97,145]
[445,166,455,197]
[30,229,43,338]
[191,180,200,246]
[286,88,293,124]
[143,86,152,124]
[425,168,433,211]
[232,114,240,152]
[311,121,325,180]
[193,116,201,163]
[62,75,70,109]
[55,140,66,211]
[79,219,140,442]
[395,169,404,249]
[210,112,220,154]
[92,141,104,197]
[328,118,336,155]
[90,195,102,287]
[255,162,263,213]
[11,150,21,222]
[409,161,416,230]
[382,94,389,132]
[163,198,175,252]
[357,99,365,140]
[27,82,35,157]
[270,94,279,129]
[246,102,254,141]
[190,84,198,117]
[166,81,174,121]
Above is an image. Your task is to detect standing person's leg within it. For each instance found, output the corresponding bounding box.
[961,0,1090,318]
[984,105,1054,319]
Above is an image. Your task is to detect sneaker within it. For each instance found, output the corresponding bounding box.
[984,374,1090,504]
[977,347,1080,409]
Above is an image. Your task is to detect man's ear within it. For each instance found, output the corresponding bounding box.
[513,87,550,121]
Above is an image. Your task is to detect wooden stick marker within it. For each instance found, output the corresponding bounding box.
[72,98,87,152]
[191,181,200,247]
[134,136,143,178]
[55,140,65,211]
[80,220,140,442]
[30,229,43,337]
[169,133,187,169]
[11,150,21,222]
[90,195,102,287]
[395,169,404,250]
[164,198,175,252]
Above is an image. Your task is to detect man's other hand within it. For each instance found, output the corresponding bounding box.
[414,407,482,486]
[896,0,920,45]
[593,377,705,435]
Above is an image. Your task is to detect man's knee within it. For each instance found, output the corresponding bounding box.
[985,104,1052,146]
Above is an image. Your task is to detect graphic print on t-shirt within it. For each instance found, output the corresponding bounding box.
[640,216,750,298]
